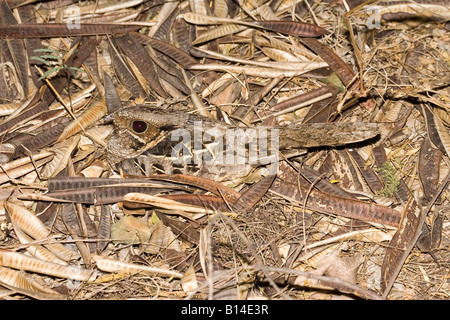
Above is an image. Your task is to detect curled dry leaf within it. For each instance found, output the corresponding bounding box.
[110,215,151,245]
[181,265,198,293]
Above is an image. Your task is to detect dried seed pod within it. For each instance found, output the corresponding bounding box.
[56,99,107,143]
[251,20,330,37]
[0,1,28,97]
[381,197,424,297]
[0,250,95,281]
[0,266,65,300]
[92,255,182,278]
[4,201,79,261]
[300,38,356,87]
[0,153,53,184]
[5,201,51,240]
[0,23,142,38]
[192,23,247,45]
[123,193,215,216]
[231,174,275,213]
[12,223,68,265]
[42,135,81,179]
[182,13,330,37]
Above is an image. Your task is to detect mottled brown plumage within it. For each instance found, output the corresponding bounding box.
[107,105,379,181]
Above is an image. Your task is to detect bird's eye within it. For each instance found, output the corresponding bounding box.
[131,120,147,133]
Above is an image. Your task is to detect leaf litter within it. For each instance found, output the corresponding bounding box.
[0,0,449,300]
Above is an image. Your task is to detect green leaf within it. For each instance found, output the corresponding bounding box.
[40,54,60,60]
[376,161,399,197]
[67,67,85,79]
[30,56,51,66]
[68,67,85,73]
[110,216,151,245]
[38,66,63,81]
[33,48,60,54]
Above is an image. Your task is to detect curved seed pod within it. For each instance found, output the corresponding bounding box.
[0,103,20,117]
[103,72,122,114]
[435,108,450,125]
[188,63,327,78]
[56,99,107,143]
[4,201,79,261]
[0,152,53,173]
[157,194,230,212]
[0,266,65,300]
[300,38,356,87]
[115,34,168,98]
[418,138,442,203]
[12,223,68,265]
[269,85,333,112]
[381,197,423,296]
[13,120,70,158]
[256,4,279,20]
[147,1,179,37]
[0,1,28,97]
[42,135,81,179]
[260,47,303,62]
[92,255,182,278]
[130,32,197,68]
[422,105,445,153]
[213,0,228,18]
[190,47,327,70]
[123,193,215,215]
[232,175,276,213]
[182,13,330,37]
[271,178,401,227]
[4,201,51,240]
[0,250,95,281]
[192,24,247,45]
[433,110,450,156]
[0,23,142,38]
[0,153,53,185]
[147,174,241,201]
[378,3,450,20]
[251,20,330,37]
